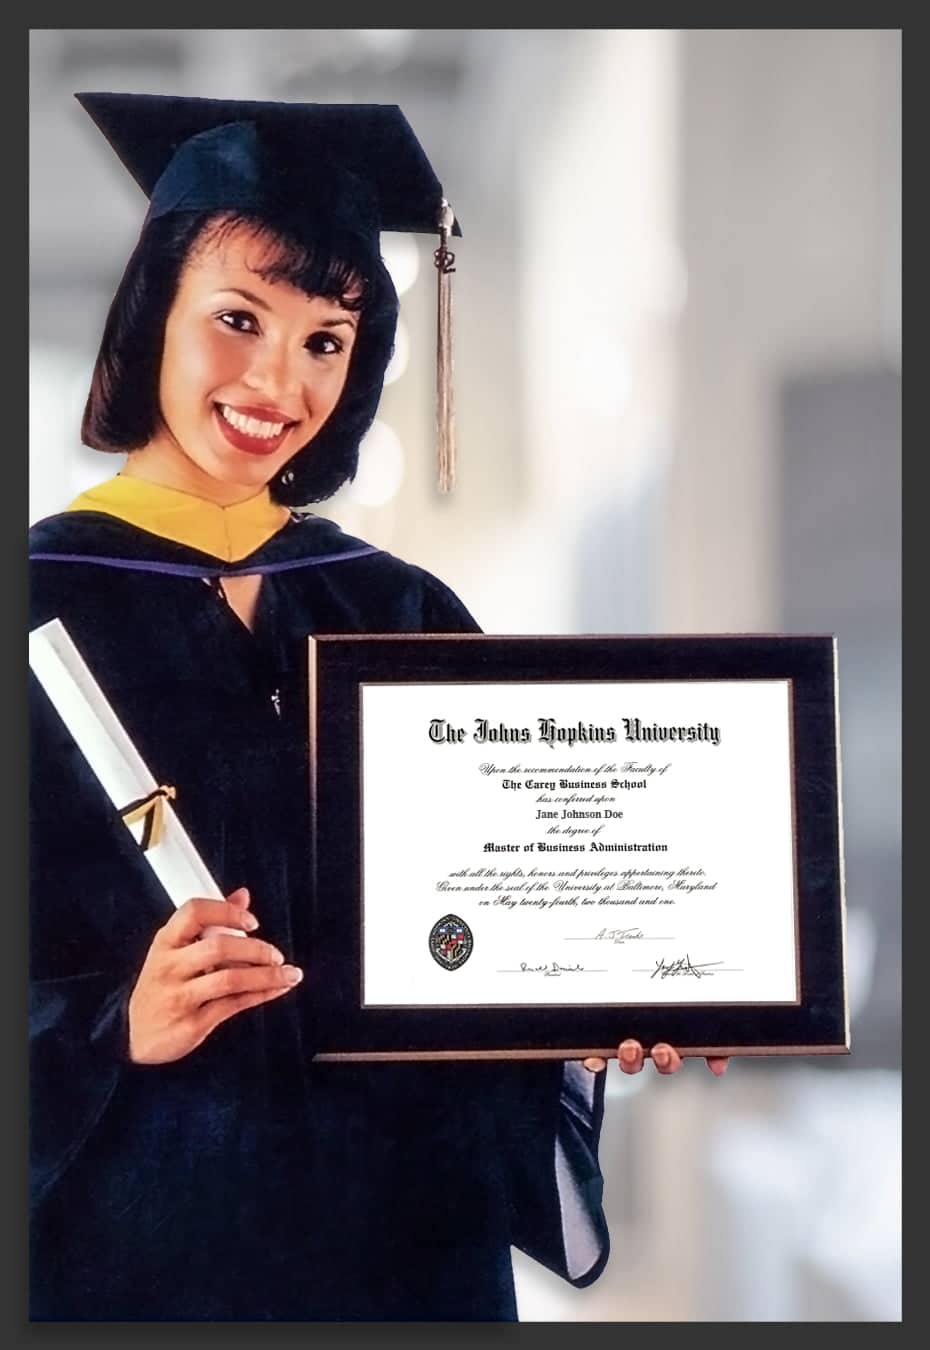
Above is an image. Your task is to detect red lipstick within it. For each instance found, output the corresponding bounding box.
[213,404,293,456]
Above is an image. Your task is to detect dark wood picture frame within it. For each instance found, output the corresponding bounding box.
[305,634,848,1061]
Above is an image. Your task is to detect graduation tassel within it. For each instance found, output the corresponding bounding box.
[434,199,457,493]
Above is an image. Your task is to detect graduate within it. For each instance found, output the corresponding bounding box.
[29,92,726,1321]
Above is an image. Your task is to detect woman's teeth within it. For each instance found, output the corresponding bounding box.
[219,405,287,439]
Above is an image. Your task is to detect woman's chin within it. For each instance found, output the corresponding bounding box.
[201,446,289,491]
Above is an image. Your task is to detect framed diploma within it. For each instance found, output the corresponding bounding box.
[306,634,848,1061]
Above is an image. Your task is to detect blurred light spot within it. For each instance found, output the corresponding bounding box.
[31,345,102,520]
[31,346,126,514]
[641,240,689,319]
[574,337,633,420]
[349,419,405,508]
[355,30,414,64]
[381,233,420,296]
[383,319,409,386]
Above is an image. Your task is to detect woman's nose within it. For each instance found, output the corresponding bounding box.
[242,342,301,403]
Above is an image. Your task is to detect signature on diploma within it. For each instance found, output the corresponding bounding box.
[504,955,599,977]
[649,953,724,979]
[594,927,645,943]
[566,927,670,945]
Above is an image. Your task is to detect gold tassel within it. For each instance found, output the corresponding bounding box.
[120,784,176,852]
[434,199,456,493]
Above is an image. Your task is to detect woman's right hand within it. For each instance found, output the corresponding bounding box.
[127,887,303,1065]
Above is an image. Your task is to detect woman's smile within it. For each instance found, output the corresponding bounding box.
[214,402,298,455]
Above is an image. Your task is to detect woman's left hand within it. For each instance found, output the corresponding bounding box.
[582,1039,729,1076]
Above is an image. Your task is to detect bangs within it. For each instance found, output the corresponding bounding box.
[196,212,370,311]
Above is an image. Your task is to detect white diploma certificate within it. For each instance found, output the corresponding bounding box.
[360,679,800,1008]
[29,617,226,912]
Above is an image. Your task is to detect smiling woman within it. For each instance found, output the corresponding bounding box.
[28,93,620,1322]
[81,196,397,510]
[141,225,360,498]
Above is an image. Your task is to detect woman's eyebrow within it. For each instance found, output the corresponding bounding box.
[216,286,272,311]
[321,316,359,330]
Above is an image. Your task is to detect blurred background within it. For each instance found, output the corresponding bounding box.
[29,29,901,1322]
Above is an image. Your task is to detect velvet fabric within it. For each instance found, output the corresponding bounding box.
[29,508,609,1321]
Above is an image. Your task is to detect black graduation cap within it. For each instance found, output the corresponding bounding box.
[76,91,461,491]
[74,92,461,238]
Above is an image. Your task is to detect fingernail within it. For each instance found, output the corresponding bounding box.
[653,1047,670,1068]
[271,949,284,965]
[284,966,303,984]
[620,1041,638,1063]
[242,913,259,931]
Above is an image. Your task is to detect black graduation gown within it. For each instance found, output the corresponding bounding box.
[29,508,610,1321]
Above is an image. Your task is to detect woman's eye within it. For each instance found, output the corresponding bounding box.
[306,332,344,357]
[217,311,258,334]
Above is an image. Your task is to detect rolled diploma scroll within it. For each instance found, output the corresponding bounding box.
[29,617,243,938]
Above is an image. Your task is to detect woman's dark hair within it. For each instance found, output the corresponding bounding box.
[82,204,399,505]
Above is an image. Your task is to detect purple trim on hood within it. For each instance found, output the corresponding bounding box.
[29,545,381,579]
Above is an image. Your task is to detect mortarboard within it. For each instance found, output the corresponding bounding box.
[76,91,461,491]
